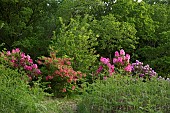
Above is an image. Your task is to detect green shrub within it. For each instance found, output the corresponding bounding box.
[77,75,170,113]
[0,64,45,113]
[91,14,137,59]
[50,15,99,73]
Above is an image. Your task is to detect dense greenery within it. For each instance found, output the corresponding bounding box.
[0,0,170,112]
[1,0,169,77]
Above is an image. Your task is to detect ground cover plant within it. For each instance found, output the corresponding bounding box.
[77,75,170,113]
[0,64,45,113]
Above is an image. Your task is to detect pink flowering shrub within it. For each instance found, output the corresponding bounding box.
[0,48,41,80]
[96,49,132,80]
[37,51,86,97]
[96,49,157,81]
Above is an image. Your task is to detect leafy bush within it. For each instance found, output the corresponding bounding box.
[50,15,99,73]
[77,75,170,113]
[37,51,86,97]
[0,64,45,113]
[91,14,137,58]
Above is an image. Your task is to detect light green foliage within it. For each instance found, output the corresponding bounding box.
[51,15,99,73]
[77,75,170,113]
[0,64,46,113]
[91,14,137,58]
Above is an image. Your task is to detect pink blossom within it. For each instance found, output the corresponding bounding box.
[115,51,119,57]
[120,49,125,55]
[35,69,41,74]
[21,53,25,58]
[62,88,66,92]
[107,63,111,68]
[7,51,11,56]
[12,49,16,54]
[113,58,117,63]
[24,65,32,71]
[72,86,76,90]
[100,57,110,64]
[15,48,20,53]
[103,76,107,80]
[26,55,31,60]
[125,54,130,60]
[109,65,115,75]
[29,59,33,64]
[46,75,53,81]
[117,57,123,64]
[11,60,15,63]
[96,65,103,73]
[32,64,38,69]
[124,64,132,72]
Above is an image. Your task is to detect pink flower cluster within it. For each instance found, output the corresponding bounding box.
[38,52,85,95]
[113,49,132,72]
[97,49,132,80]
[2,48,41,80]
[100,57,115,75]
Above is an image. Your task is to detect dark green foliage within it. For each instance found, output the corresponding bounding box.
[77,75,170,113]
[91,14,137,58]
[0,0,58,59]
[0,64,45,113]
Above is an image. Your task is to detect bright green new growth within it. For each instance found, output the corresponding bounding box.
[51,15,99,73]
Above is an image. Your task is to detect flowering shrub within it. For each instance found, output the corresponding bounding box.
[0,48,41,80]
[96,49,132,80]
[96,49,157,81]
[131,60,157,80]
[37,52,86,97]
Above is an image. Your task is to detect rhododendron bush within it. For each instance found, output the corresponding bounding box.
[96,49,157,81]
[0,48,41,81]
[37,52,86,97]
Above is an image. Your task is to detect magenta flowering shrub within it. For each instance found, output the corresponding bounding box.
[131,60,157,80]
[113,49,131,72]
[37,52,86,97]
[96,49,132,80]
[96,49,157,81]
[0,48,41,80]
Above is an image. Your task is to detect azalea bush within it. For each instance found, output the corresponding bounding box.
[37,51,86,97]
[131,60,157,81]
[95,49,157,81]
[0,48,41,81]
[95,49,132,80]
